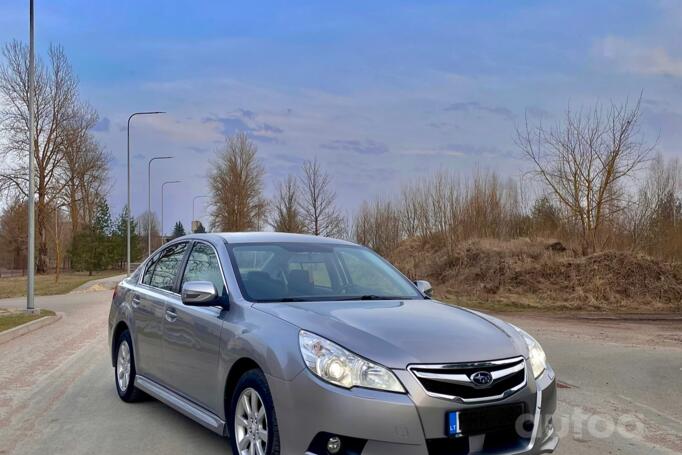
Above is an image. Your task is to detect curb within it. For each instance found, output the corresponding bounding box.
[0,312,63,345]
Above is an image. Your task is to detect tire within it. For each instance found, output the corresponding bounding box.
[228,369,281,455]
[114,329,145,402]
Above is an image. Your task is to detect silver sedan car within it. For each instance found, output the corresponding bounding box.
[108,232,558,455]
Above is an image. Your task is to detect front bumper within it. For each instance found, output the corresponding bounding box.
[267,362,558,455]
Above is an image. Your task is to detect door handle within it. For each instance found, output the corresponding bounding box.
[131,295,141,307]
[165,308,177,323]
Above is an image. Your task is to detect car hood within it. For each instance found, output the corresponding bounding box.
[253,299,527,369]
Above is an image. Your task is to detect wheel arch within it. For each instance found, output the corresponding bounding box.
[223,357,263,416]
[111,321,130,367]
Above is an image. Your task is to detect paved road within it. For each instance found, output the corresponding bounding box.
[0,290,680,454]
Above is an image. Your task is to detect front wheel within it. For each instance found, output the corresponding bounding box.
[114,330,145,402]
[229,369,281,455]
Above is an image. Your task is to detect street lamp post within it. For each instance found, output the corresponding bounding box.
[192,195,209,232]
[27,0,36,311]
[148,156,173,256]
[53,202,68,283]
[160,180,181,243]
[127,111,165,276]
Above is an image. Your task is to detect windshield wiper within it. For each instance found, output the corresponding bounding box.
[338,295,406,301]
[257,297,308,303]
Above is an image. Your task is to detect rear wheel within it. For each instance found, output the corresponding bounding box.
[114,329,145,402]
[229,369,280,455]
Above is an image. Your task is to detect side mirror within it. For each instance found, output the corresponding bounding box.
[414,280,433,298]
[181,281,218,306]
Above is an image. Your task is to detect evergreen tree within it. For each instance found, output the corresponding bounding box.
[171,221,186,239]
[111,205,143,267]
[70,198,114,274]
[193,221,206,233]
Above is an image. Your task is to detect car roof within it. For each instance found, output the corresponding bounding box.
[183,231,357,246]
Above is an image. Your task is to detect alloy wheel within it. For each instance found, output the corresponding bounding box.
[116,340,131,392]
[234,387,268,455]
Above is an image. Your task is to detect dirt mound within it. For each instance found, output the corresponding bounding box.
[391,238,682,312]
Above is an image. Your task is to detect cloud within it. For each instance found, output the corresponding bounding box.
[642,106,682,139]
[320,139,389,155]
[445,101,515,121]
[261,123,283,134]
[187,146,208,154]
[250,134,284,144]
[442,143,516,159]
[203,115,250,136]
[237,108,257,120]
[596,36,682,77]
[401,149,465,158]
[427,121,462,131]
[92,116,111,132]
[273,153,305,164]
[202,109,285,144]
[525,106,552,120]
[400,143,514,159]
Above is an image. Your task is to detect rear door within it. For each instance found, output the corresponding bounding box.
[162,241,226,412]
[133,242,188,383]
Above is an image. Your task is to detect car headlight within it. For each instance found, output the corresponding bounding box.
[299,330,405,393]
[511,325,547,378]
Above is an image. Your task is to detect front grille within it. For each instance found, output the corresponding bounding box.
[409,357,526,403]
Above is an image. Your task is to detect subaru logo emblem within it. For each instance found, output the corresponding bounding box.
[470,371,493,386]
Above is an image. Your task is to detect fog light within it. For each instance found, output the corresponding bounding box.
[327,436,342,454]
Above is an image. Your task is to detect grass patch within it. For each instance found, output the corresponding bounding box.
[0,271,123,299]
[0,308,56,333]
[393,237,682,313]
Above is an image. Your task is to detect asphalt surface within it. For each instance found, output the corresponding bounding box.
[0,289,680,455]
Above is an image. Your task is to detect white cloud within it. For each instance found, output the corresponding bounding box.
[401,149,465,158]
[596,36,682,77]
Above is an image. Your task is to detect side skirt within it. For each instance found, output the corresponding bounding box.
[135,375,228,437]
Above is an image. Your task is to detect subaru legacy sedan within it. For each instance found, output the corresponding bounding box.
[108,232,558,455]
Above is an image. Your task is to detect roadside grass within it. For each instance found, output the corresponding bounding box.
[394,237,682,314]
[0,271,123,299]
[439,294,556,313]
[439,293,613,313]
[0,308,56,333]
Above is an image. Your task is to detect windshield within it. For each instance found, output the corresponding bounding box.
[226,242,422,302]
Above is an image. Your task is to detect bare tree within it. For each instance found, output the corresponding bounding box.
[298,158,345,237]
[208,133,267,232]
[60,105,109,233]
[0,41,93,272]
[516,97,654,254]
[353,199,401,256]
[136,210,162,252]
[625,154,681,256]
[269,175,304,233]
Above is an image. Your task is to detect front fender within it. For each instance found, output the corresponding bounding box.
[219,303,304,383]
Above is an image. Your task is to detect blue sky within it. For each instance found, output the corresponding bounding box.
[2,0,682,233]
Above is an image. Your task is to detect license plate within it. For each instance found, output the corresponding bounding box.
[447,403,525,437]
[447,411,462,437]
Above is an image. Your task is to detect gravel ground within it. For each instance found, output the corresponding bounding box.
[0,290,680,455]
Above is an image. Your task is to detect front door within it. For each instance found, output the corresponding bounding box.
[162,241,227,413]
[134,242,188,383]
